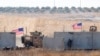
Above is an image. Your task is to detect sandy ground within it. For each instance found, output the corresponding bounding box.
[0,48,100,56]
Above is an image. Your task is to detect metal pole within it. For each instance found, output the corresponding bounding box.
[81,22,83,32]
[26,27,27,35]
[63,25,65,32]
[54,0,55,7]
[80,0,81,7]
[4,26,6,32]
[92,31,93,49]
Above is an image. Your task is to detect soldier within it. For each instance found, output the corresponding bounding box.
[67,39,73,49]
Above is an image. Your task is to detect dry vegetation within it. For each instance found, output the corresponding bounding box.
[0,13,100,37]
[0,13,100,56]
[0,48,100,56]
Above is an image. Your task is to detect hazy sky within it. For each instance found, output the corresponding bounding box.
[0,0,100,8]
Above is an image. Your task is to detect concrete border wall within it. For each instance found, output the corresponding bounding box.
[43,32,100,51]
[0,32,16,49]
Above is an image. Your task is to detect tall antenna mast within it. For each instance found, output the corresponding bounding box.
[54,0,55,7]
[80,0,81,7]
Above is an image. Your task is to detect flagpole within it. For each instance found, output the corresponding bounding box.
[80,0,82,32]
[26,27,27,35]
[22,27,24,35]
[4,26,6,32]
[81,22,83,32]
[63,25,65,32]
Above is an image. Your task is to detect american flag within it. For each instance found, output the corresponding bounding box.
[12,28,24,35]
[72,23,82,29]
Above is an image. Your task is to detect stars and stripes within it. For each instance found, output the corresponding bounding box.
[72,22,82,29]
[12,28,24,35]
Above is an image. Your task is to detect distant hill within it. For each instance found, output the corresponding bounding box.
[0,7,100,14]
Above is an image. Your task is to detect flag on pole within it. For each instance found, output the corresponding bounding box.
[72,22,82,29]
[12,28,24,35]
